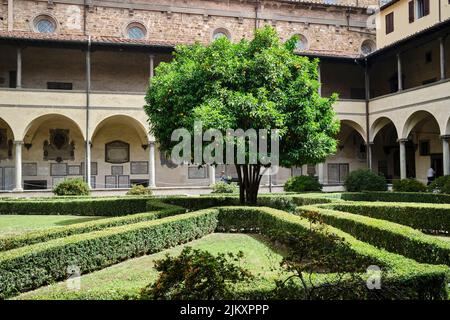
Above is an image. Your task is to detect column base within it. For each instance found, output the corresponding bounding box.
[12,188,24,192]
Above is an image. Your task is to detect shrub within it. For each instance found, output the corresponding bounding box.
[393,179,427,192]
[341,192,450,204]
[126,185,153,196]
[0,209,219,299]
[428,175,450,194]
[211,181,238,194]
[344,169,387,192]
[324,202,450,232]
[284,176,322,192]
[52,178,90,196]
[297,205,450,267]
[140,247,253,300]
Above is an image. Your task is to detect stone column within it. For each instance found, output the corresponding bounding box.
[317,163,325,185]
[149,55,155,79]
[440,37,446,80]
[441,135,450,176]
[16,47,22,88]
[148,141,156,188]
[398,138,407,180]
[85,140,91,188]
[209,165,216,186]
[367,142,374,170]
[13,141,23,191]
[397,53,403,91]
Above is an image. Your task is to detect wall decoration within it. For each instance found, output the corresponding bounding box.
[105,140,130,164]
[130,161,148,174]
[50,163,67,176]
[22,163,38,176]
[118,175,130,188]
[81,162,98,175]
[43,129,75,162]
[105,175,117,188]
[111,165,123,176]
[68,165,81,176]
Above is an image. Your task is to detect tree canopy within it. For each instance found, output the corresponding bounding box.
[145,26,340,203]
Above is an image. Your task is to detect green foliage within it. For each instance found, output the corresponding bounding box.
[341,191,450,204]
[284,175,322,192]
[126,185,153,196]
[211,181,238,194]
[52,178,90,196]
[428,175,450,194]
[393,179,427,192]
[0,201,185,252]
[297,205,450,266]
[344,169,388,192]
[0,197,151,216]
[0,209,219,299]
[140,247,253,300]
[325,202,450,232]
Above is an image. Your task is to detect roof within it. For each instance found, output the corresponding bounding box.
[380,0,401,11]
[279,0,373,9]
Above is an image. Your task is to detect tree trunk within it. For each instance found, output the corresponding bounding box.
[235,164,262,205]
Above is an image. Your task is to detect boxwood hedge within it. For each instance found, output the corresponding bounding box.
[296,205,450,266]
[322,202,450,232]
[341,192,450,204]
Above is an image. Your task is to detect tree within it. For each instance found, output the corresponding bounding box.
[144,26,339,204]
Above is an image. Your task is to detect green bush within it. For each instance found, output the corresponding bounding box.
[140,247,252,300]
[0,209,219,299]
[52,178,90,196]
[344,169,387,192]
[0,197,151,216]
[126,185,153,196]
[341,192,450,204]
[297,205,450,267]
[284,176,322,192]
[324,202,450,232]
[211,182,238,194]
[0,200,185,252]
[393,179,427,192]
[428,175,450,194]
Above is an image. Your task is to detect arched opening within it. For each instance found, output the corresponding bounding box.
[91,115,149,189]
[0,118,15,190]
[371,117,399,183]
[401,111,443,183]
[324,120,367,185]
[22,114,85,190]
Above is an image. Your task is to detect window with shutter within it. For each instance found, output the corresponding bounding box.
[409,1,414,23]
[423,0,430,16]
[385,13,394,34]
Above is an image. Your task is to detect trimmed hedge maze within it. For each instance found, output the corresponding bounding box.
[0,193,449,300]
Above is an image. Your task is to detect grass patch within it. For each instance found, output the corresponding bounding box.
[0,215,105,237]
[14,233,286,300]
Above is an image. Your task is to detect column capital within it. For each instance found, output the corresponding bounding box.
[440,135,450,141]
[13,140,24,145]
[397,138,408,143]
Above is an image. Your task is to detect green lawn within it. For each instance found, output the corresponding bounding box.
[15,233,287,300]
[0,215,105,237]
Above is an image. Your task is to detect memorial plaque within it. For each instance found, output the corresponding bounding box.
[52,176,66,187]
[4,167,14,190]
[22,163,37,176]
[105,141,129,164]
[81,162,98,175]
[130,161,148,174]
[51,163,67,176]
[105,175,117,188]
[188,165,207,179]
[68,165,81,176]
[38,165,50,176]
[111,166,123,176]
[118,175,130,188]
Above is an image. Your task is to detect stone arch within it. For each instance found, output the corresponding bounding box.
[370,116,398,142]
[0,117,15,141]
[401,110,441,139]
[446,116,450,136]
[340,119,367,143]
[23,114,85,142]
[90,114,149,144]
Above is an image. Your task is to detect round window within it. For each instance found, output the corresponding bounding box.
[212,29,230,41]
[361,40,376,55]
[127,25,146,39]
[294,34,308,51]
[35,18,56,33]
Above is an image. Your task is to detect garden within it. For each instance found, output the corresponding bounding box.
[0,180,449,300]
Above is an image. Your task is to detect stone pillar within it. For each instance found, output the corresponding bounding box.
[209,165,216,186]
[85,141,91,188]
[440,37,446,80]
[441,135,450,176]
[317,163,325,185]
[367,142,374,170]
[399,138,407,180]
[397,53,402,91]
[13,141,23,191]
[16,47,22,88]
[149,55,155,79]
[148,141,156,188]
